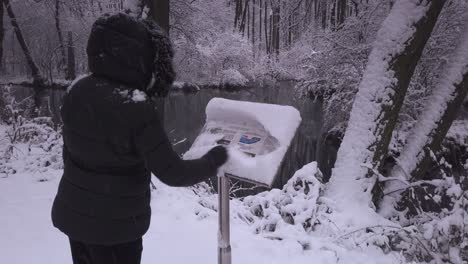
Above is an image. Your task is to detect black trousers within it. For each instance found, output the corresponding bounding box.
[69,238,143,264]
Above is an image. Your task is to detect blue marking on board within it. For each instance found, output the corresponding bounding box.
[239,135,261,145]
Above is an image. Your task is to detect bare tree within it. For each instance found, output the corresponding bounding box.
[4,0,45,108]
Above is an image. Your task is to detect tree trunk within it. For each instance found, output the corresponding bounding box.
[371,0,445,177]
[324,0,445,227]
[338,0,346,26]
[240,0,249,36]
[54,0,67,78]
[259,0,262,44]
[10,29,14,74]
[252,0,255,45]
[269,13,273,54]
[288,10,292,46]
[4,0,41,81]
[0,0,4,73]
[238,0,243,30]
[66,31,76,80]
[247,1,250,39]
[146,0,169,128]
[271,5,275,55]
[314,0,319,24]
[146,0,170,34]
[386,24,468,186]
[322,1,327,29]
[4,0,44,108]
[274,5,280,56]
[234,0,241,29]
[264,1,269,53]
[330,1,336,30]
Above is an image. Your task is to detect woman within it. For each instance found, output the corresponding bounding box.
[51,13,227,264]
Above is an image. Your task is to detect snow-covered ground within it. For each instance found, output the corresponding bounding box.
[0,172,408,264]
[0,125,408,264]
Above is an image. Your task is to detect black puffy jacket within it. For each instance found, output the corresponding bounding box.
[51,13,221,245]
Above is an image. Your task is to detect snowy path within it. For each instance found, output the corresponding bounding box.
[0,169,407,264]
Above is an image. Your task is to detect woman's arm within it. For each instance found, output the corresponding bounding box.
[133,106,227,187]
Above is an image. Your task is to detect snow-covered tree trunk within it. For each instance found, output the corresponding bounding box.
[384,20,468,194]
[324,0,445,229]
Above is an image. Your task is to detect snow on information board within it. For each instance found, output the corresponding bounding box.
[184,98,301,187]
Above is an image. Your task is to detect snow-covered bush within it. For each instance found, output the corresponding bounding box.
[1,85,43,148]
[0,85,28,124]
[220,69,249,87]
[236,162,323,239]
[0,85,63,176]
[1,115,63,175]
[388,187,467,263]
[170,0,258,86]
[382,126,468,263]
[174,31,254,86]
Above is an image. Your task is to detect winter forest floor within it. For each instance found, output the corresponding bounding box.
[0,124,409,264]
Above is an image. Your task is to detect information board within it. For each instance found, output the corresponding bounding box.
[184,98,301,188]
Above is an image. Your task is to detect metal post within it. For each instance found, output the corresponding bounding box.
[218,175,232,264]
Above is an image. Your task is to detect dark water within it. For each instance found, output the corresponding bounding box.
[12,82,323,192]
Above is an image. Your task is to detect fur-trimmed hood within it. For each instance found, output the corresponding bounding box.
[87,13,174,96]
